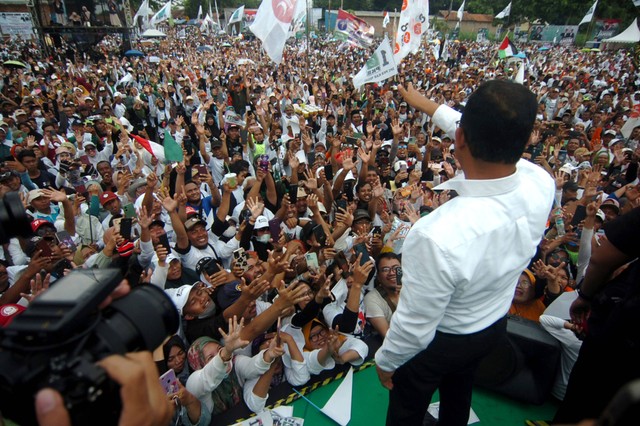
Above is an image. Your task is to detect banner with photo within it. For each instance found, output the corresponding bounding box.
[0,13,34,38]
[334,9,374,47]
[476,28,488,43]
[513,26,529,43]
[529,25,578,44]
[590,19,621,40]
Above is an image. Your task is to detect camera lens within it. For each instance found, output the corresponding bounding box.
[0,192,33,245]
[95,285,179,354]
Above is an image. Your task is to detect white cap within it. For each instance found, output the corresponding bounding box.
[164,284,193,315]
[27,189,46,204]
[394,160,408,172]
[559,163,576,174]
[113,92,123,98]
[254,216,269,230]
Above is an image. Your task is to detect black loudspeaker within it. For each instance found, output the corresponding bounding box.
[475,315,561,404]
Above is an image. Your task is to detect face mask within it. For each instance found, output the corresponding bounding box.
[197,299,216,319]
[256,233,271,243]
[222,225,237,239]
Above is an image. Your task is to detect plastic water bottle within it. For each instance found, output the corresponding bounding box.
[554,208,566,237]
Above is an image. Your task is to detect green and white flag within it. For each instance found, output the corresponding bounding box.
[163,130,183,163]
[151,0,171,26]
[228,5,245,25]
[352,36,398,90]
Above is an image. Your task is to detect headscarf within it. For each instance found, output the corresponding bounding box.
[162,335,190,385]
[187,336,242,415]
[591,148,610,167]
[301,318,345,352]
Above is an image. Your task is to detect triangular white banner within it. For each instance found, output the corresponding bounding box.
[320,367,353,426]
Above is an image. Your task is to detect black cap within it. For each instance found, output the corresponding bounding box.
[149,219,165,229]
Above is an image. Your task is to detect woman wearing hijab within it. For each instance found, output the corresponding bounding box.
[163,335,191,385]
[185,317,284,415]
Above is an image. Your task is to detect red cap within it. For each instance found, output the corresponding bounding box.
[0,304,26,328]
[31,219,55,233]
[185,206,198,217]
[100,191,119,207]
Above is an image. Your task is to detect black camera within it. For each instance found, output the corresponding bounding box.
[0,192,33,244]
[0,269,179,426]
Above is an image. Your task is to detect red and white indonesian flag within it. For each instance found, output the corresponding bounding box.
[250,0,298,64]
[393,0,430,64]
[129,133,166,164]
[621,104,640,139]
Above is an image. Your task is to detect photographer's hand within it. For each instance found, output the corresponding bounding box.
[36,352,173,426]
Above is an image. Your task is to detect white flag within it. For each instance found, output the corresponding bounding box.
[514,61,525,84]
[116,73,134,88]
[393,0,430,63]
[151,0,171,26]
[457,1,465,21]
[133,0,152,26]
[382,11,390,28]
[200,13,213,33]
[250,0,297,64]
[197,5,203,20]
[496,2,511,19]
[441,38,450,62]
[353,37,398,90]
[579,0,598,26]
[228,5,245,25]
[431,42,440,60]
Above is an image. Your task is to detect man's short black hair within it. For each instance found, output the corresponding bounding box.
[459,80,537,164]
[229,160,250,175]
[375,252,401,271]
[17,149,36,162]
[96,160,111,170]
[563,180,579,193]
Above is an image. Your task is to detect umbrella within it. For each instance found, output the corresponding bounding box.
[221,42,232,48]
[124,49,144,57]
[237,58,255,65]
[196,45,213,52]
[3,60,26,69]
[591,48,601,52]
[538,46,550,51]
[515,52,527,59]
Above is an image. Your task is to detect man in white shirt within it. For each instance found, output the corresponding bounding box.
[375,80,555,425]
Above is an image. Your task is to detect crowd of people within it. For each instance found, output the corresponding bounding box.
[0,25,639,425]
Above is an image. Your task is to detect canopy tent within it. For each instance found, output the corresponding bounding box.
[141,29,167,38]
[603,18,640,43]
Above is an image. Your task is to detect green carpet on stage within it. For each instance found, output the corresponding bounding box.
[290,365,560,425]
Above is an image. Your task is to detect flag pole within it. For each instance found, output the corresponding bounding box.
[392,8,397,41]
[306,0,310,77]
[488,34,506,64]
[214,0,221,31]
[585,18,596,47]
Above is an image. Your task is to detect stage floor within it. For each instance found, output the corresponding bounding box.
[288,364,560,425]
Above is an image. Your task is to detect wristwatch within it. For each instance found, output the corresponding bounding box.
[576,287,593,302]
